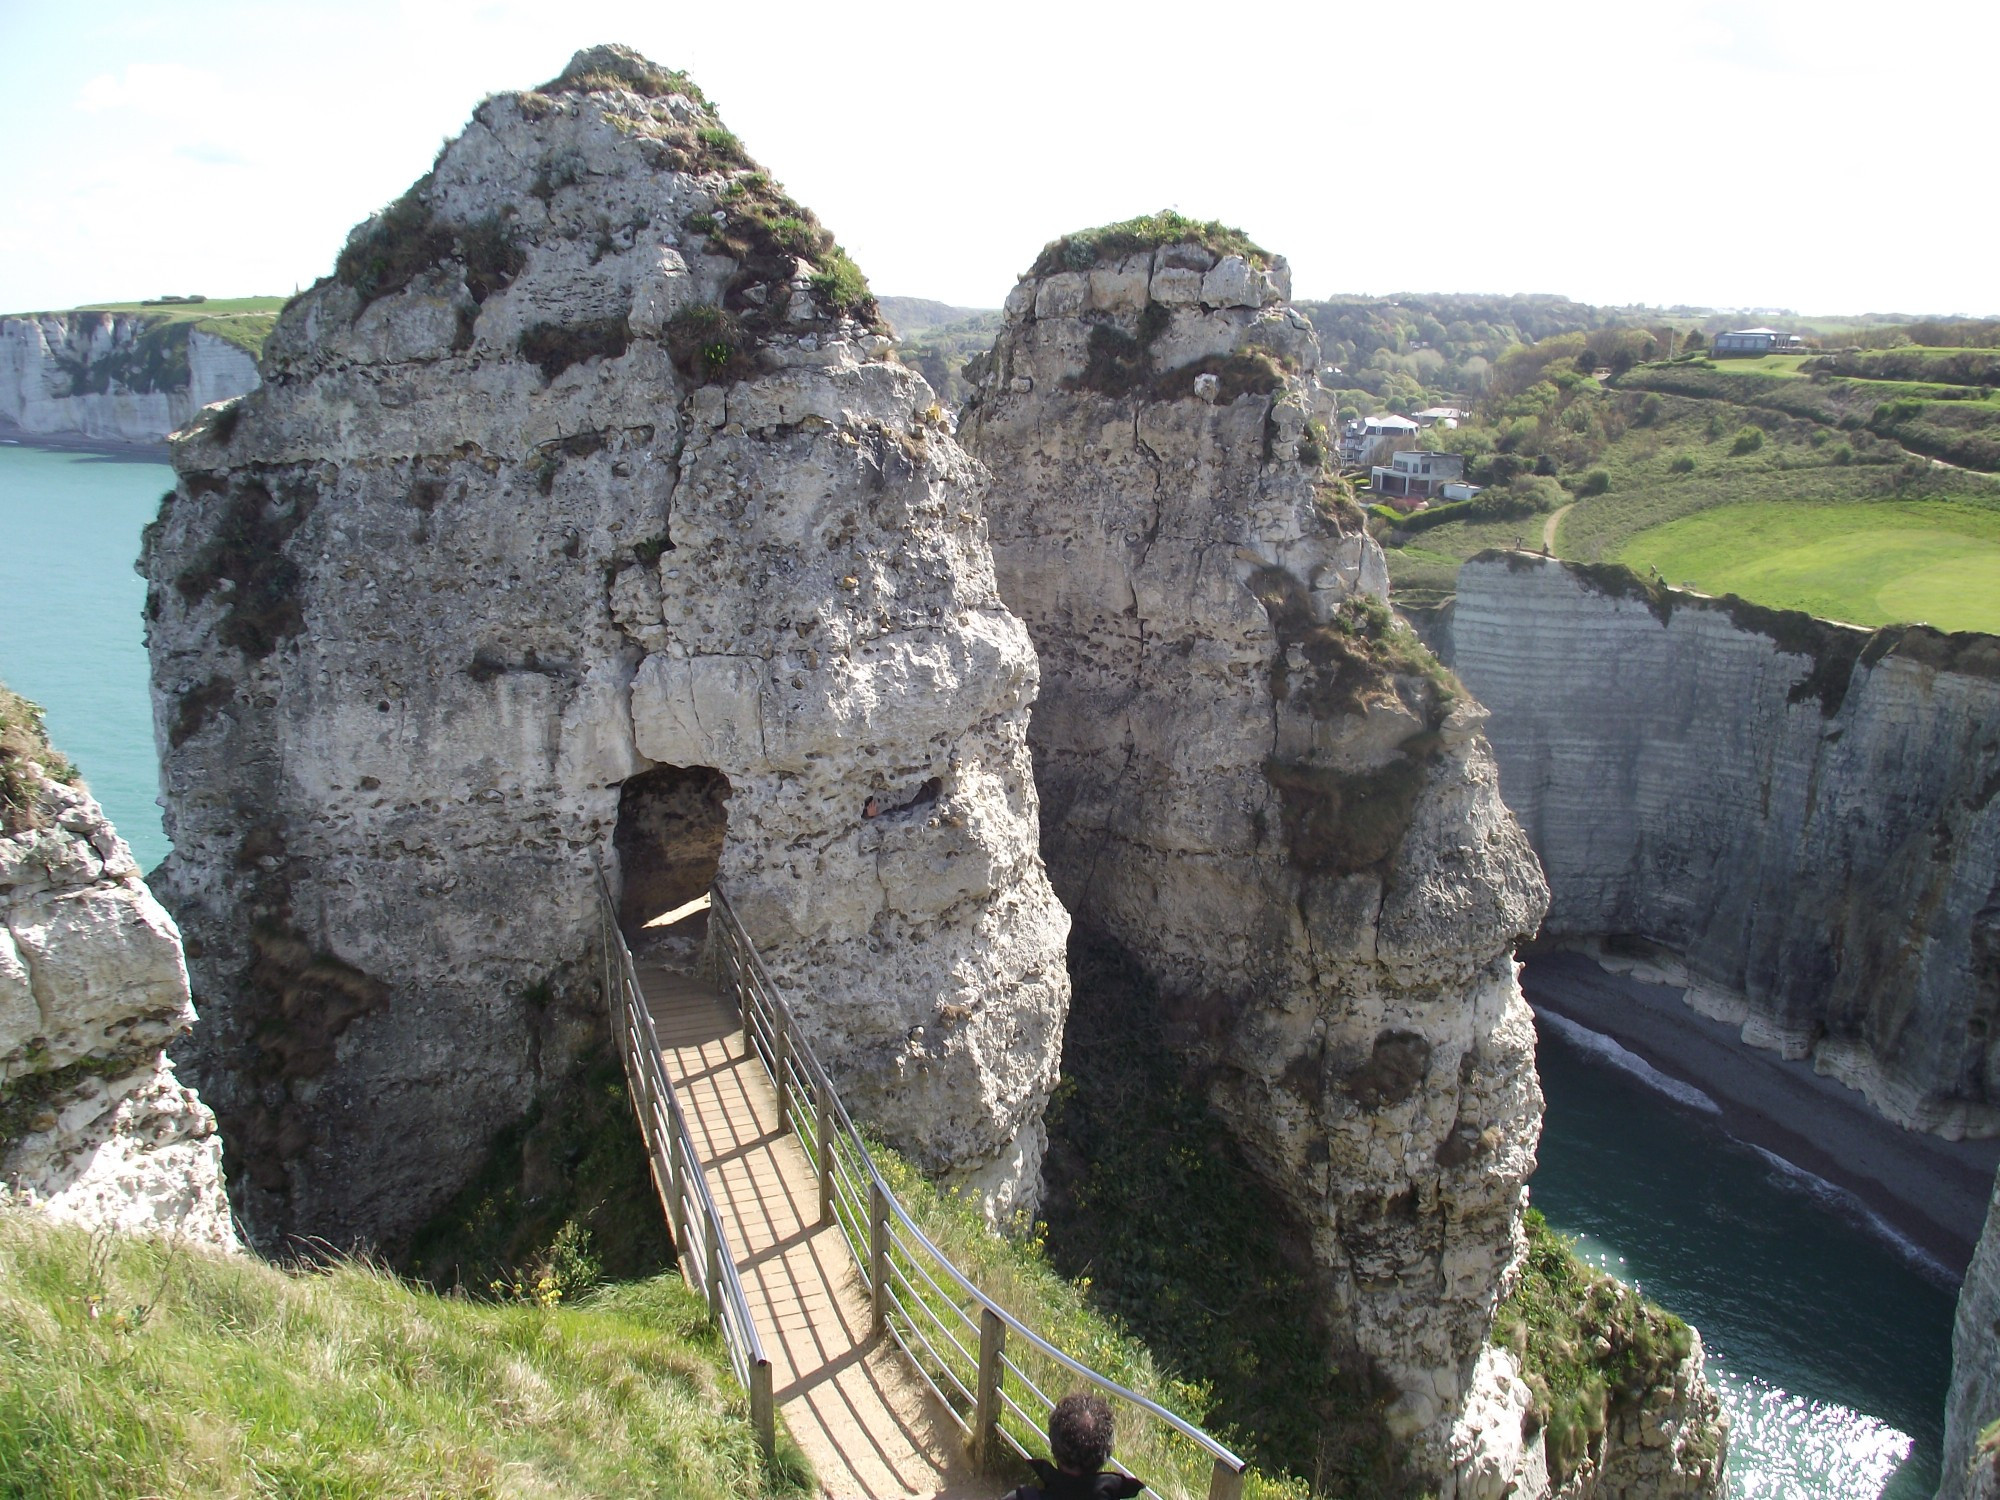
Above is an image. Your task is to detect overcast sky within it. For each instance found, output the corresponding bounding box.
[2,0,1993,318]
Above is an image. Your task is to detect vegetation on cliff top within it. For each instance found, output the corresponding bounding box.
[0,1210,810,1498]
[0,684,78,835]
[1371,344,2000,626]
[1030,210,1270,277]
[1496,1209,1706,1488]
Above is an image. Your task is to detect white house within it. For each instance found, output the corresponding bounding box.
[1371,449,1466,507]
[1340,412,1421,466]
[1712,327,1805,355]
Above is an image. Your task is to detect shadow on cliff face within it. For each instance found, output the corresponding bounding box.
[1041,926,1419,1499]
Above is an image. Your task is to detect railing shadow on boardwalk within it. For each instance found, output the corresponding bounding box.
[598,871,1255,1500]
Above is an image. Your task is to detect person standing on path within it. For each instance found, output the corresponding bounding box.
[1000,1392,1146,1499]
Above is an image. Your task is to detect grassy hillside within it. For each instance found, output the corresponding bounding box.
[1371,345,2000,628]
[0,1210,810,1498]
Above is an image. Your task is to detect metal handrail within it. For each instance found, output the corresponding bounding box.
[595,875,774,1458]
[707,883,1250,1500]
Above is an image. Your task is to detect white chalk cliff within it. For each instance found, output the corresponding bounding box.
[1450,553,2000,1141]
[1943,1173,2000,1500]
[1,705,234,1251]
[0,314,260,445]
[955,229,1684,1491]
[140,47,1068,1249]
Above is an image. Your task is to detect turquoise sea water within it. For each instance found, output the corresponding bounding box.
[0,443,172,870]
[1532,1005,1957,1499]
[0,440,1966,1498]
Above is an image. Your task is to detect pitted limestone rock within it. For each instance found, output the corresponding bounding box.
[142,46,1067,1249]
[1,749,234,1253]
[960,231,1555,1478]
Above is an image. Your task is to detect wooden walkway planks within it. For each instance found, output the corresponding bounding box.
[637,958,993,1500]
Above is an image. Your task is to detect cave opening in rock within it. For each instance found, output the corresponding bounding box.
[611,764,732,939]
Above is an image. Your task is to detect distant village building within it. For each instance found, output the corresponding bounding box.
[1414,406,1466,428]
[1712,327,1805,355]
[1371,449,1469,508]
[1340,412,1421,466]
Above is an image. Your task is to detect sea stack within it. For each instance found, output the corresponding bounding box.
[960,218,1723,1491]
[141,46,1069,1249]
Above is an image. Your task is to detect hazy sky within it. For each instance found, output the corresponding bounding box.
[2,0,1993,317]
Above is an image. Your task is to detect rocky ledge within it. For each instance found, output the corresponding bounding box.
[1,688,234,1250]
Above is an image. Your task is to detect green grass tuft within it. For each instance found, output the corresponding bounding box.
[0,683,80,835]
[1031,211,1269,277]
[1494,1209,1694,1487]
[0,1210,811,1498]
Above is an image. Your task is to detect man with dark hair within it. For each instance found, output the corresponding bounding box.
[1001,1391,1146,1499]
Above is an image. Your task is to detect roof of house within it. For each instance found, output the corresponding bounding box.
[1364,414,1421,430]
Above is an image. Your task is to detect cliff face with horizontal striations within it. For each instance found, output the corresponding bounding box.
[0,314,260,445]
[1,690,235,1250]
[1450,553,2000,1141]
[956,224,1669,1490]
[140,46,1068,1250]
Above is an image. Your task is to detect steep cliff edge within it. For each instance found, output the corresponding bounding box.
[960,221,1715,1491]
[1943,1175,2000,1500]
[1,687,233,1249]
[1450,553,2000,1141]
[140,46,1068,1250]
[0,312,261,445]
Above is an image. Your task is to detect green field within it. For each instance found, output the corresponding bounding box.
[1705,353,1813,377]
[1610,499,2000,632]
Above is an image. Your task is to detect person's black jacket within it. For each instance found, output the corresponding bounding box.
[999,1457,1147,1500]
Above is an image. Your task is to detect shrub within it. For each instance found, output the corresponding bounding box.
[1030,210,1268,276]
[1669,454,1696,474]
[1494,1210,1698,1488]
[1730,425,1765,455]
[517,315,631,380]
[0,686,80,833]
[1833,445,1854,465]
[808,246,873,318]
[1580,469,1611,496]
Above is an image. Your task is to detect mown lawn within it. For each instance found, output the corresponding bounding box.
[1609,498,2000,632]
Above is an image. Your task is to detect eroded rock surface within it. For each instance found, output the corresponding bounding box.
[960,226,1560,1476]
[142,46,1067,1249]
[1451,553,2000,1140]
[1943,1172,2000,1500]
[1,701,234,1251]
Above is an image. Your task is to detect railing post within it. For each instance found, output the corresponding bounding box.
[816,1076,834,1227]
[705,1218,725,1324]
[1207,1459,1247,1500]
[751,1358,775,1461]
[973,1306,1006,1471]
[667,1127,691,1258]
[869,1178,890,1337]
[773,1004,791,1134]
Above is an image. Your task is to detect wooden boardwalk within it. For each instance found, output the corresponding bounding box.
[637,956,993,1500]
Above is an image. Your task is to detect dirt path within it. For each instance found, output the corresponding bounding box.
[1542,502,1573,552]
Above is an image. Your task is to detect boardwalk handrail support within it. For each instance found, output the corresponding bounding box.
[594,872,774,1461]
[707,884,1252,1500]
